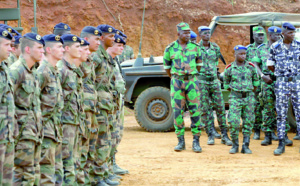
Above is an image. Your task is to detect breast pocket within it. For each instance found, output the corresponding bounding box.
[15,82,35,107]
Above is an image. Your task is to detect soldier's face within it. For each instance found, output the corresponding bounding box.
[269,33,281,43]
[79,45,91,62]
[50,43,65,61]
[283,30,295,42]
[0,38,12,61]
[235,50,246,62]
[112,43,124,56]
[68,43,82,58]
[200,31,211,41]
[30,42,44,62]
[87,35,100,52]
[254,33,264,44]
[178,30,190,43]
[102,33,115,48]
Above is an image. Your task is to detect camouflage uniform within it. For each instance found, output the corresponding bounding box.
[253,43,290,133]
[267,39,300,140]
[56,59,84,185]
[246,43,263,132]
[10,56,43,185]
[90,45,115,184]
[224,61,259,140]
[6,53,18,67]
[117,45,134,63]
[163,40,202,137]
[37,59,64,185]
[0,61,15,186]
[197,40,227,134]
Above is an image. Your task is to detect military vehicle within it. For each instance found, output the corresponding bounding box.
[121,12,300,132]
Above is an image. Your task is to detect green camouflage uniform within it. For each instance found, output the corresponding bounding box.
[0,61,15,186]
[246,43,263,131]
[197,40,228,133]
[76,55,98,185]
[10,56,43,185]
[252,43,290,133]
[163,40,202,137]
[37,59,64,185]
[6,53,18,67]
[56,59,84,185]
[90,45,115,184]
[224,61,259,140]
[117,45,134,63]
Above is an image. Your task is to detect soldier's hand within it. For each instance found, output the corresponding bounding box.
[262,75,273,84]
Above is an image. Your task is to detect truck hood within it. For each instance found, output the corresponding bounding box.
[121,56,164,68]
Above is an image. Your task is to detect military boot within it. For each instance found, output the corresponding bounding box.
[96,180,109,186]
[261,132,272,146]
[221,129,232,146]
[212,125,221,139]
[113,155,129,175]
[285,134,293,146]
[206,129,215,145]
[274,139,285,156]
[108,174,122,181]
[229,139,239,154]
[174,135,185,152]
[241,136,252,154]
[104,178,120,186]
[253,129,260,140]
[272,132,279,141]
[192,136,202,153]
[293,133,300,140]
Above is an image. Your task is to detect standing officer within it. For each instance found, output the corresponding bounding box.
[53,23,71,36]
[7,35,22,66]
[10,33,44,185]
[246,26,265,140]
[224,45,259,154]
[267,22,300,155]
[252,26,290,146]
[197,26,232,146]
[0,28,14,186]
[163,22,203,153]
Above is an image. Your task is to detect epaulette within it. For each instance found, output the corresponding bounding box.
[190,41,200,47]
[257,43,265,49]
[248,62,255,67]
[274,43,280,49]
[246,44,252,49]
[225,64,232,69]
[165,41,176,50]
[211,42,219,48]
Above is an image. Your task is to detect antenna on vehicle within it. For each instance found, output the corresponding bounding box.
[31,0,38,33]
[133,0,146,67]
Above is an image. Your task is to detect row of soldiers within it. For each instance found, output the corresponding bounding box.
[163,22,300,155]
[0,23,130,186]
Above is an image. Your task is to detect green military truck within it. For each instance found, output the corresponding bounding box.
[121,12,300,132]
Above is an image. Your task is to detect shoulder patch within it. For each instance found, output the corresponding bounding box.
[225,64,232,69]
[211,42,219,48]
[248,62,255,67]
[246,44,251,48]
[257,43,265,49]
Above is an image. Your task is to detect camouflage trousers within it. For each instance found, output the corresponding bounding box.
[198,81,228,133]
[61,124,78,185]
[40,137,57,185]
[254,85,263,131]
[227,93,256,140]
[260,81,290,133]
[14,139,41,186]
[170,76,202,137]
[275,80,300,140]
[89,109,112,184]
[0,142,14,186]
[55,142,63,186]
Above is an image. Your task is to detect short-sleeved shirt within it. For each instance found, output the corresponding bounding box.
[252,42,273,75]
[163,40,202,76]
[224,61,259,92]
[118,45,134,63]
[198,40,221,84]
[267,39,300,77]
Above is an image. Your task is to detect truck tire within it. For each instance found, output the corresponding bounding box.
[287,101,297,129]
[134,86,174,132]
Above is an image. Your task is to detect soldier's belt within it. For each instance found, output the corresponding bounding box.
[172,74,195,81]
[276,75,300,82]
[197,75,217,82]
[231,91,252,98]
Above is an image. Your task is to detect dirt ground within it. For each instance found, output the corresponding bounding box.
[117,109,300,185]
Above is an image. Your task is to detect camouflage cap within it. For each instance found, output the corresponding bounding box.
[176,22,190,32]
[253,26,264,34]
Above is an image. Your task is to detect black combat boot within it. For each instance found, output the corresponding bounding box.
[206,128,215,145]
[174,135,185,152]
[253,129,260,140]
[212,125,221,139]
[261,132,272,146]
[272,131,279,141]
[274,139,285,156]
[241,136,252,154]
[192,136,202,153]
[221,129,232,146]
[229,139,239,154]
[285,134,293,146]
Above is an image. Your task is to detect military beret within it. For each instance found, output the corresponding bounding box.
[80,38,90,46]
[253,26,265,34]
[81,26,102,36]
[43,34,64,44]
[282,22,296,31]
[268,26,282,34]
[190,31,197,39]
[61,34,81,44]
[198,26,210,33]
[114,35,126,45]
[177,22,190,32]
[116,29,127,38]
[234,45,247,51]
[23,33,45,46]
[14,35,22,45]
[54,23,71,31]
[0,27,13,40]
[0,24,18,35]
[97,24,116,33]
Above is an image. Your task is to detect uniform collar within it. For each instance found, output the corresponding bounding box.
[19,55,33,72]
[98,45,110,59]
[41,59,57,73]
[231,61,251,68]
[174,40,190,49]
[199,40,213,49]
